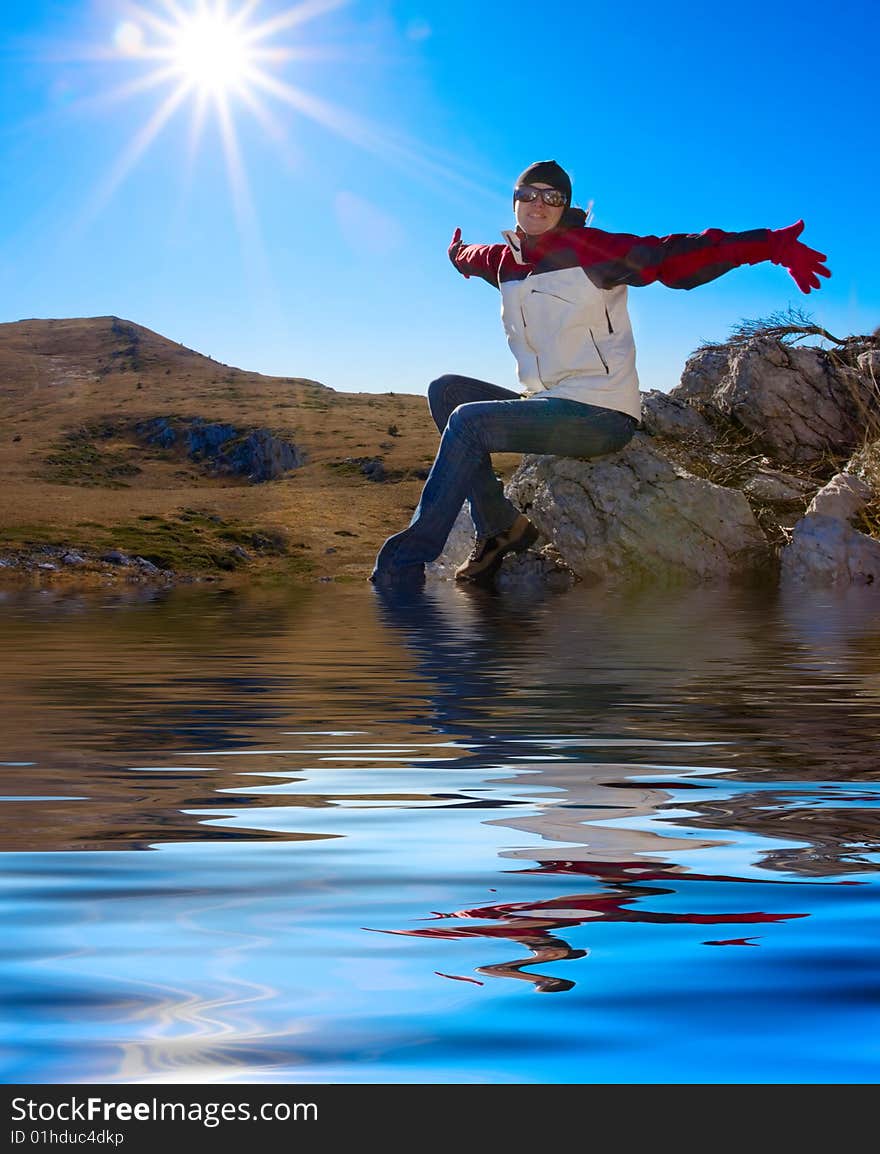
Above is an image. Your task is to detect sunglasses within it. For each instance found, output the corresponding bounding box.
[514,185,567,208]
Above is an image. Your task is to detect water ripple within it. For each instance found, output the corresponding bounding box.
[2,582,880,1082]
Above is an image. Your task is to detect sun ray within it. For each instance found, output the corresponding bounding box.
[161,87,209,259]
[213,89,279,324]
[247,44,352,64]
[246,70,492,198]
[152,0,193,22]
[81,80,193,226]
[244,0,350,45]
[71,64,187,118]
[215,89,250,220]
[226,0,263,31]
[185,85,212,163]
[121,2,183,43]
[234,85,291,145]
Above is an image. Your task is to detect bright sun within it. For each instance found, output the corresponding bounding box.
[170,10,253,94]
[103,0,339,207]
[115,2,270,100]
[112,1,327,107]
[92,1,465,239]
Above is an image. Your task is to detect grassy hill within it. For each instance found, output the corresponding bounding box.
[0,315,501,585]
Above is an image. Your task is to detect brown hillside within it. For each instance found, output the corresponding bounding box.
[0,316,508,585]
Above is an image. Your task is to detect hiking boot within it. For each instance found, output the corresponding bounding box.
[454,514,539,585]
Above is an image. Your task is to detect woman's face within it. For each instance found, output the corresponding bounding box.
[515,183,566,236]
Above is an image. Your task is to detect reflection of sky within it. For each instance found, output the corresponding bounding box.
[6,839,879,1084]
[3,582,880,1082]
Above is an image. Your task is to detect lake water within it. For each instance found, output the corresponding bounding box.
[2,578,879,1084]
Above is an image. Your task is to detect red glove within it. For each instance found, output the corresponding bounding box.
[448,227,469,276]
[768,220,831,294]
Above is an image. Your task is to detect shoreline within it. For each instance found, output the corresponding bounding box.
[0,548,337,592]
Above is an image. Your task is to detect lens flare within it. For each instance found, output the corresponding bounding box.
[114,21,145,56]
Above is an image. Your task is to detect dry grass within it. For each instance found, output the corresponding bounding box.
[0,315,466,585]
[849,441,880,539]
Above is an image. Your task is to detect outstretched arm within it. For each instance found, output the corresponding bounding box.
[447,228,506,286]
[523,221,830,294]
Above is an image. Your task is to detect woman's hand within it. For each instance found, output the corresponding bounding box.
[769,220,831,293]
[448,227,470,277]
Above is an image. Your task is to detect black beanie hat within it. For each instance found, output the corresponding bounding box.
[515,160,572,207]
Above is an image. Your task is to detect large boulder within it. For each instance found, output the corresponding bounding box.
[673,338,870,464]
[507,433,770,583]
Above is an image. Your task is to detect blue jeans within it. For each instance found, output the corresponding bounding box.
[371,374,638,580]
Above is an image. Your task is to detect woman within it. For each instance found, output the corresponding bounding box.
[370,160,830,588]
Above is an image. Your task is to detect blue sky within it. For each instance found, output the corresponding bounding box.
[1,0,877,396]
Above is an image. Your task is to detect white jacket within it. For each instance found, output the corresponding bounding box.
[499,235,640,419]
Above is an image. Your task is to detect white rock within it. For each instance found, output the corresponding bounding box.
[781,513,880,585]
[806,472,872,519]
[507,433,770,583]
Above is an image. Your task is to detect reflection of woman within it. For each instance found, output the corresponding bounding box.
[370,159,830,588]
[370,584,809,992]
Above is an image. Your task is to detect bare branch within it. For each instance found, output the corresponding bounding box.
[727,307,844,346]
[696,309,880,355]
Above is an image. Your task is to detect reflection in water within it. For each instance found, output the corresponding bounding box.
[2,580,880,1082]
[369,583,860,992]
[375,881,806,994]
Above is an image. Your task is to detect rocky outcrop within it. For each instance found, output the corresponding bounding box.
[0,544,176,584]
[674,338,871,464]
[431,333,880,591]
[781,472,880,585]
[136,417,302,482]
